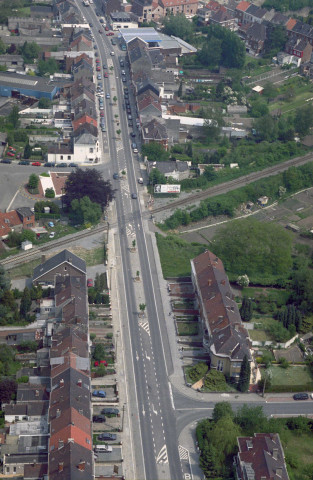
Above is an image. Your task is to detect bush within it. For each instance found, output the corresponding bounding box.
[187,361,208,383]
[279,357,289,369]
[17,375,29,383]
[203,369,227,391]
[45,188,55,198]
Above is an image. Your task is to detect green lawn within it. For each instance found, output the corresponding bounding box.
[249,329,272,342]
[264,365,313,386]
[177,322,199,336]
[282,431,313,480]
[156,233,206,278]
[269,85,313,115]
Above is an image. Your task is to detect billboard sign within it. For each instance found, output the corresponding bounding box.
[154,184,181,194]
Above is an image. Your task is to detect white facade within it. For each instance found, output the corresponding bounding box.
[112,21,138,31]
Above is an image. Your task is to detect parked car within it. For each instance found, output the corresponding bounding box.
[48,221,54,227]
[128,120,133,127]
[7,151,15,157]
[99,29,103,34]
[133,148,138,154]
[69,163,78,167]
[92,390,106,398]
[293,393,309,400]
[97,74,101,80]
[104,73,108,78]
[56,163,67,167]
[130,132,136,138]
[122,76,126,82]
[96,58,100,63]
[101,408,119,415]
[49,232,55,239]
[131,193,137,199]
[19,160,30,165]
[106,93,110,99]
[113,173,119,180]
[32,162,41,166]
[96,66,101,71]
[100,18,104,23]
[98,433,117,441]
[1,159,12,164]
[44,162,55,167]
[120,60,124,67]
[105,26,109,31]
[93,415,106,423]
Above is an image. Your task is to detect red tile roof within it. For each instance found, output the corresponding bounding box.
[138,94,161,113]
[236,1,251,12]
[72,115,97,131]
[0,210,22,238]
[50,408,92,450]
[286,18,297,30]
[205,0,222,12]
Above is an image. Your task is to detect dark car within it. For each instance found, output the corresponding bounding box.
[120,61,124,67]
[293,393,309,400]
[69,163,78,167]
[1,159,12,164]
[99,29,103,34]
[57,163,67,168]
[19,160,30,165]
[101,407,119,415]
[131,193,137,199]
[103,65,107,69]
[98,433,117,441]
[93,415,106,423]
[131,132,136,138]
[89,22,93,27]
[128,120,133,127]
[113,173,119,180]
[100,18,104,23]
[44,162,55,167]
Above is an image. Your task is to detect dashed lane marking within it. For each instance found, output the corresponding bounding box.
[156,444,168,464]
[139,321,150,336]
[178,445,189,460]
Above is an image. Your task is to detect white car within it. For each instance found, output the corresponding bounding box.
[133,148,138,154]
[49,232,55,239]
[110,51,115,56]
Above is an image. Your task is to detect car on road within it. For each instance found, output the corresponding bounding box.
[133,148,138,154]
[94,45,98,50]
[104,72,108,78]
[100,112,105,117]
[105,26,109,30]
[128,120,133,127]
[113,173,119,180]
[98,29,102,34]
[95,51,99,57]
[120,60,124,67]
[111,39,116,45]
[69,163,78,167]
[92,390,106,398]
[49,232,55,239]
[96,58,100,63]
[103,65,107,69]
[100,18,104,23]
[122,76,126,82]
[93,415,106,423]
[1,159,12,163]
[96,66,101,71]
[89,22,93,27]
[106,31,114,36]
[126,108,131,114]
[97,74,102,80]
[131,193,137,199]
[32,162,41,166]
[106,93,110,99]
[101,407,119,415]
[98,433,117,441]
[130,132,136,138]
[44,162,55,167]
[110,51,115,56]
[19,160,30,165]
[293,393,309,400]
[57,163,67,167]
[138,177,143,184]
[87,278,93,287]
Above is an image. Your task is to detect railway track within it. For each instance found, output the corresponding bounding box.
[150,152,313,215]
[0,224,107,269]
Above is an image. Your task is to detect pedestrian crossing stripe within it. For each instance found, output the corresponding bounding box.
[156,444,168,464]
[126,227,136,238]
[139,322,150,336]
[178,445,188,460]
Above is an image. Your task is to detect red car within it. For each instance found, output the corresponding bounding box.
[8,146,16,151]
[105,26,109,31]
[87,278,93,287]
[100,360,108,366]
[104,73,108,78]
[32,162,41,166]
[106,32,114,36]
[96,59,100,63]
[96,66,101,71]
[100,112,104,117]
[7,151,15,157]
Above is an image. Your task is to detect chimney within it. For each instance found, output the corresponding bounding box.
[77,379,82,387]
[276,468,283,476]
[273,448,278,460]
[56,408,61,418]
[58,462,64,473]
[60,378,64,388]
[77,461,86,471]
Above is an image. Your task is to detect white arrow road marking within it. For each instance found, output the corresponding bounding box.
[145,351,150,361]
[142,407,145,417]
[151,404,158,415]
[178,445,189,460]
[156,444,168,464]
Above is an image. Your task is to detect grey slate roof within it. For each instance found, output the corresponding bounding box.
[33,249,86,282]
[16,207,34,219]
[0,72,56,94]
[74,132,97,144]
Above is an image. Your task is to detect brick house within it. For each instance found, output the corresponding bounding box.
[191,250,254,381]
[159,0,198,17]
[246,23,268,55]
[141,118,169,149]
[235,433,289,480]
[33,249,86,286]
[210,8,237,30]
[235,1,251,25]
[285,37,313,62]
[0,207,35,239]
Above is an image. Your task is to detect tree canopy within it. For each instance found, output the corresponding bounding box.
[38,58,59,76]
[70,196,102,225]
[198,25,245,69]
[212,218,293,283]
[63,168,114,211]
[163,13,194,40]
[19,41,40,63]
[142,142,170,162]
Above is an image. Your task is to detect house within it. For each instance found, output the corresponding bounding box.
[141,118,169,149]
[210,8,237,30]
[288,20,313,46]
[72,58,93,81]
[73,131,100,163]
[235,433,289,480]
[146,159,190,180]
[159,0,198,18]
[138,93,162,117]
[0,55,24,69]
[33,249,86,286]
[235,1,251,25]
[110,11,138,30]
[285,37,312,62]
[69,33,93,52]
[191,250,253,380]
[0,208,35,239]
[136,78,160,98]
[245,22,268,55]
[131,0,164,23]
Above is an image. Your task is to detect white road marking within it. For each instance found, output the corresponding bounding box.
[151,404,158,415]
[145,351,151,361]
[156,444,168,464]
[178,445,189,460]
[136,351,139,361]
[168,382,175,410]
[142,407,145,417]
[139,321,150,336]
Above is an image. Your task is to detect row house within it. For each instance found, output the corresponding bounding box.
[210,8,237,31]
[0,207,35,240]
[285,37,312,62]
[131,0,198,22]
[141,117,169,149]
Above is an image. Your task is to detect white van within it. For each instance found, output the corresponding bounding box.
[94,445,112,453]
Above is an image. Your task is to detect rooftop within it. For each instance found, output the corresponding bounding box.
[33,249,86,282]
[0,72,57,93]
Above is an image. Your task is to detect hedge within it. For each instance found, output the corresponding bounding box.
[265,383,313,393]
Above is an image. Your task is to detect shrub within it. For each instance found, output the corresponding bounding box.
[279,357,289,369]
[187,361,208,383]
[45,188,55,198]
[203,369,227,391]
[17,376,29,383]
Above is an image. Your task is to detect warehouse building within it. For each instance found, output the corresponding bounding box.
[0,72,59,100]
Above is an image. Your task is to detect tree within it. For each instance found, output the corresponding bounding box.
[70,196,102,225]
[237,355,251,392]
[203,106,224,142]
[212,218,293,282]
[234,404,266,434]
[210,415,241,467]
[0,265,10,300]
[149,168,167,186]
[93,343,106,361]
[28,174,39,190]
[63,168,115,211]
[240,297,253,322]
[197,37,222,68]
[237,274,249,288]
[20,287,32,318]
[198,25,245,69]
[20,41,40,63]
[142,142,170,162]
[188,362,208,383]
[264,25,288,56]
[38,98,51,109]
[177,80,183,98]
[253,115,278,142]
[294,104,313,137]
[45,188,55,198]
[24,141,32,159]
[139,303,146,315]
[212,402,234,423]
[163,13,194,40]
[38,58,59,76]
[21,229,36,243]
[0,38,6,55]
[199,441,221,479]
[0,379,17,406]
[8,105,19,129]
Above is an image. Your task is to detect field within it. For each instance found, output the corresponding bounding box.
[282,431,313,480]
[156,233,206,278]
[263,365,313,388]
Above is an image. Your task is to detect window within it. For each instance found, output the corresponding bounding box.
[67,156,71,160]
[13,467,16,474]
[6,467,9,473]
[89,147,93,153]
[60,155,63,160]
[15,416,19,421]
[217,360,224,371]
